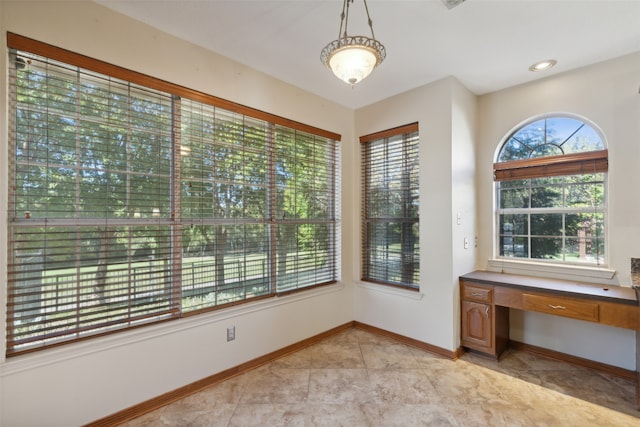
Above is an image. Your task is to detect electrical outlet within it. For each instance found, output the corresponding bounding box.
[227,326,235,342]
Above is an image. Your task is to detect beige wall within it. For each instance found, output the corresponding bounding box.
[1,0,638,425]
[353,77,477,352]
[0,2,355,426]
[476,52,640,369]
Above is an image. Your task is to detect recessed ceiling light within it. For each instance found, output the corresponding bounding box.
[529,59,557,72]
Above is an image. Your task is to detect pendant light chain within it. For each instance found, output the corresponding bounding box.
[363,0,377,40]
[339,0,350,39]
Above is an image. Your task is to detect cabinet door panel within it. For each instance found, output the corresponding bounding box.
[462,300,492,351]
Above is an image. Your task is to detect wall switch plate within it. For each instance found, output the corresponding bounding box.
[227,326,235,342]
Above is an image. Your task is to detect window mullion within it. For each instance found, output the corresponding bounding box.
[267,123,277,296]
[172,95,183,313]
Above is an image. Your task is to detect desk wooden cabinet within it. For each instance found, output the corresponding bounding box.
[460,280,508,357]
[460,270,640,409]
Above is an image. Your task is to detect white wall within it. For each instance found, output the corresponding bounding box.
[0,2,354,426]
[477,52,640,370]
[353,77,477,352]
[1,0,638,425]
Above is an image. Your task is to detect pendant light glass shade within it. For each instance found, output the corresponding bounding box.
[320,0,385,86]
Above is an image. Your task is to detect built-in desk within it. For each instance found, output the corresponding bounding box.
[459,270,640,409]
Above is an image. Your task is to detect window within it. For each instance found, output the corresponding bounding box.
[6,33,340,355]
[494,115,607,265]
[361,123,419,289]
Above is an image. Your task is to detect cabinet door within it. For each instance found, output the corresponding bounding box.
[461,300,492,352]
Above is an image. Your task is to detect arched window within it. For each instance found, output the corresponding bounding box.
[494,115,607,265]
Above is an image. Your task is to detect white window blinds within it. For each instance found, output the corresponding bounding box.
[360,123,419,289]
[7,51,180,354]
[7,33,340,355]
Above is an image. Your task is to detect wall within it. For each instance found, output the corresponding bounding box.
[1,0,638,425]
[353,77,477,352]
[0,2,354,426]
[477,52,640,369]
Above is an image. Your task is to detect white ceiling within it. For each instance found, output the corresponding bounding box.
[95,0,640,109]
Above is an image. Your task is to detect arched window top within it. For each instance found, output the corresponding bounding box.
[497,115,606,163]
[494,113,607,266]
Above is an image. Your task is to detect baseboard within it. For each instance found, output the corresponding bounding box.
[352,321,458,360]
[90,323,628,426]
[509,340,636,381]
[86,321,456,426]
[85,321,355,427]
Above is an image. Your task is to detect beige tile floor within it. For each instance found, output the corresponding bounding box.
[122,328,640,426]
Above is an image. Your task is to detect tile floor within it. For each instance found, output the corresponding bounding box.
[122,328,639,426]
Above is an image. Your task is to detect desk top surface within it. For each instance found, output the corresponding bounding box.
[461,270,639,306]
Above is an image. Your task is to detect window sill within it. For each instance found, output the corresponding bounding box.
[356,281,424,300]
[487,258,616,282]
[0,282,345,376]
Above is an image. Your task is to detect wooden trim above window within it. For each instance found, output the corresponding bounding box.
[359,122,419,144]
[7,32,341,355]
[7,32,341,141]
[493,149,608,181]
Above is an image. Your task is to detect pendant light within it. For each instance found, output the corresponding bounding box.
[320,0,386,86]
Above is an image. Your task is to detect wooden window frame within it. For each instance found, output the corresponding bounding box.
[360,123,420,290]
[494,117,607,266]
[6,33,341,356]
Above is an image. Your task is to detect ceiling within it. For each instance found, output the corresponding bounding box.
[95,0,640,110]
